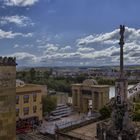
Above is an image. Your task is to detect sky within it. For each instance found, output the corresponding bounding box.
[0,0,140,67]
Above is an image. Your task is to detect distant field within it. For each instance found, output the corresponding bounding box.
[124,65,140,70]
[110,65,140,70]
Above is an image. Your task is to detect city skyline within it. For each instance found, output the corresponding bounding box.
[0,0,140,66]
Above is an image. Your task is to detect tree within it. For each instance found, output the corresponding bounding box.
[44,71,50,79]
[133,103,140,121]
[133,112,140,121]
[42,95,57,115]
[76,74,86,83]
[29,68,36,81]
[99,106,111,119]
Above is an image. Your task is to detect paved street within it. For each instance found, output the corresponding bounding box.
[39,112,100,135]
[39,112,84,134]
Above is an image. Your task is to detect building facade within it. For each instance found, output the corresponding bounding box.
[16,81,46,130]
[72,79,109,113]
[0,57,16,140]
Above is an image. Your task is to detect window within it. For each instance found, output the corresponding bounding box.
[23,107,29,115]
[23,95,29,103]
[33,106,37,113]
[33,93,37,102]
[16,108,19,117]
[16,96,19,104]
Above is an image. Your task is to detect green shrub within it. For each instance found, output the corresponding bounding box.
[133,112,140,121]
[99,106,111,119]
[42,95,57,115]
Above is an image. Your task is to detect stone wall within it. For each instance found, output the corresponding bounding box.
[0,57,16,140]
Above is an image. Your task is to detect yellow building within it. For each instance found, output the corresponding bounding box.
[16,80,46,129]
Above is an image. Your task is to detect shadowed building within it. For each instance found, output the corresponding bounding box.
[0,57,16,140]
[72,79,109,113]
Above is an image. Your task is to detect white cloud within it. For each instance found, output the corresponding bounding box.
[77,29,119,46]
[73,27,140,66]
[13,44,19,48]
[13,44,34,49]
[77,47,95,53]
[77,27,140,47]
[38,43,58,54]
[59,46,71,52]
[0,29,33,39]
[0,15,34,27]
[10,52,39,64]
[23,33,33,37]
[5,27,140,66]
[4,0,39,6]
[37,27,140,66]
[45,47,58,54]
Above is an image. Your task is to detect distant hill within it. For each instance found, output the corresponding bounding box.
[16,64,140,71]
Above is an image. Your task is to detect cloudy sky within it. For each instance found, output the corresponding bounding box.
[0,0,140,66]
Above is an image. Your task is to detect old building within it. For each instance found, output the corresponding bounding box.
[0,57,16,140]
[16,80,47,131]
[72,79,109,113]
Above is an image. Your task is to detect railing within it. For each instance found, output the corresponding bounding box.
[128,82,140,98]
[56,113,100,130]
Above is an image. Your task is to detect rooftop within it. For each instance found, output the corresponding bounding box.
[83,79,98,85]
[16,84,43,94]
[72,79,109,88]
[72,83,109,88]
[66,122,97,139]
[0,57,16,66]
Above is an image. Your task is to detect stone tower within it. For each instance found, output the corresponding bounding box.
[96,26,140,140]
[0,57,16,140]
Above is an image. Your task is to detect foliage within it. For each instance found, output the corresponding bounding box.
[45,78,73,93]
[133,103,140,121]
[76,74,87,83]
[99,106,111,119]
[134,103,140,112]
[95,77,115,85]
[42,95,57,115]
[17,69,139,94]
[133,112,140,121]
[29,68,36,81]
[43,71,50,79]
